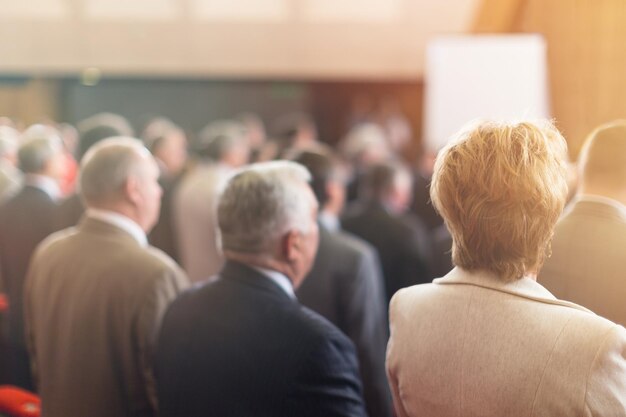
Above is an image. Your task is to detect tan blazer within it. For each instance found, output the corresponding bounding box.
[387,267,626,417]
[173,163,231,283]
[24,217,189,417]
[540,199,626,326]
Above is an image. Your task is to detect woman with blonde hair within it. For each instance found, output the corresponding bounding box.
[386,120,626,416]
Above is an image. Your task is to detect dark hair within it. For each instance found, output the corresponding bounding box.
[292,150,337,207]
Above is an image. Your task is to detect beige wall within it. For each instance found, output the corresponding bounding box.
[0,0,479,79]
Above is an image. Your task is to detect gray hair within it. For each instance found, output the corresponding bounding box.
[0,126,20,159]
[218,161,315,255]
[18,126,63,174]
[79,137,151,206]
[196,120,247,161]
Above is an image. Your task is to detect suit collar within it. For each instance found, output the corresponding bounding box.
[565,198,626,223]
[24,174,60,201]
[78,216,143,246]
[221,260,296,303]
[85,208,147,247]
[434,267,593,314]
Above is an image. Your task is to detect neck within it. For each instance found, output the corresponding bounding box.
[89,203,146,232]
[224,251,297,287]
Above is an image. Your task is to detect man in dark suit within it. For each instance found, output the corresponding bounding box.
[0,131,66,390]
[342,161,432,304]
[293,150,392,417]
[155,161,367,417]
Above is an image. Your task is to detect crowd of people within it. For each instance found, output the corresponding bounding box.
[0,109,624,416]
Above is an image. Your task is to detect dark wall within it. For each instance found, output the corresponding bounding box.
[60,77,423,159]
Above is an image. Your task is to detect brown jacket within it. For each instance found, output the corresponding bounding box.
[24,216,189,417]
[387,267,626,417]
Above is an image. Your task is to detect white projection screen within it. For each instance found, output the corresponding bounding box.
[423,35,550,152]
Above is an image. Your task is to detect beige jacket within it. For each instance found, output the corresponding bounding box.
[24,216,189,417]
[540,199,626,326]
[173,163,232,283]
[387,267,626,417]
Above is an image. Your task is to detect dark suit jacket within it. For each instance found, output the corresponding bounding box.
[297,225,392,417]
[342,201,432,304]
[147,173,182,262]
[55,192,84,230]
[155,260,368,417]
[0,185,59,348]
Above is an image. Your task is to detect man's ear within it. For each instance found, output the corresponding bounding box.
[283,230,301,262]
[124,175,142,205]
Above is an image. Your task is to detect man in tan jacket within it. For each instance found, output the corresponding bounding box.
[24,137,188,417]
[540,120,626,326]
[386,120,626,416]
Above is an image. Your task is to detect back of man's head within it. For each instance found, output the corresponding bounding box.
[292,148,343,209]
[360,160,412,209]
[18,127,64,176]
[579,120,626,192]
[79,137,149,207]
[77,113,134,160]
[0,126,20,162]
[195,120,248,166]
[218,161,315,256]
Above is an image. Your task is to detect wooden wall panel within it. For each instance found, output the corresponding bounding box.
[475,0,626,158]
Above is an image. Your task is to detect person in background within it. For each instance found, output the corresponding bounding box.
[174,120,249,282]
[338,123,391,203]
[294,149,392,417]
[24,137,188,417]
[236,112,267,162]
[0,126,22,203]
[156,161,367,417]
[342,161,432,304]
[540,120,626,326]
[56,112,134,229]
[387,120,626,416]
[142,117,189,261]
[0,129,66,391]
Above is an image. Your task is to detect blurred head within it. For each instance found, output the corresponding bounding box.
[430,120,569,282]
[143,118,188,176]
[361,161,413,213]
[272,112,318,156]
[579,120,626,199]
[0,126,20,166]
[218,161,319,287]
[196,120,249,167]
[18,126,66,181]
[237,113,266,148]
[77,113,134,160]
[79,137,162,232]
[292,148,347,216]
[340,123,391,168]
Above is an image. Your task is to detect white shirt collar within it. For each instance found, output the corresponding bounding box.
[251,266,296,299]
[318,210,340,232]
[24,174,61,201]
[86,208,148,247]
[577,194,626,217]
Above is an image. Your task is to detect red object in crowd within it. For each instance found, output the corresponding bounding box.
[0,294,7,312]
[0,386,40,417]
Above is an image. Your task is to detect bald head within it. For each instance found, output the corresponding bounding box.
[580,120,626,192]
[79,137,154,206]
